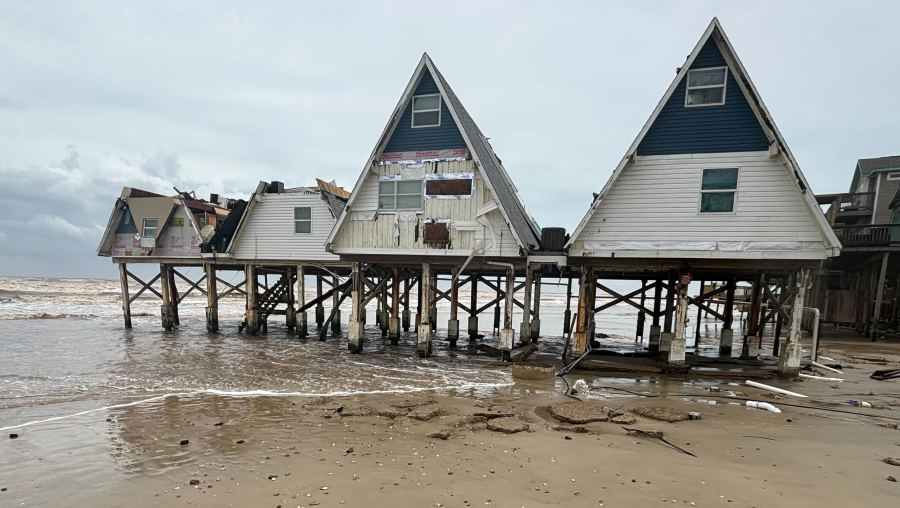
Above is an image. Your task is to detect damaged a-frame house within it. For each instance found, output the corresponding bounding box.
[327,53,541,356]
[565,18,841,374]
[97,187,241,330]
[209,178,351,336]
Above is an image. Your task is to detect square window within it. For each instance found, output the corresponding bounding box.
[411,94,441,128]
[378,179,423,210]
[294,207,311,233]
[685,66,727,107]
[142,218,158,238]
[700,168,738,213]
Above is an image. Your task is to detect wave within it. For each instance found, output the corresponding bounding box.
[0,312,101,321]
[0,382,514,432]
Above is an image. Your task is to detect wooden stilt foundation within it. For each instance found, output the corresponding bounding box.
[519,266,533,344]
[331,275,341,334]
[572,267,592,355]
[493,275,501,335]
[245,264,260,334]
[402,274,411,333]
[118,263,132,329]
[297,266,308,337]
[205,263,218,332]
[417,263,433,357]
[159,264,175,330]
[499,266,516,358]
[315,275,325,329]
[389,267,401,343]
[348,263,363,353]
[448,268,459,347]
[649,279,662,351]
[563,277,572,337]
[779,269,810,375]
[720,276,736,357]
[467,276,478,340]
[669,275,689,365]
[531,272,542,341]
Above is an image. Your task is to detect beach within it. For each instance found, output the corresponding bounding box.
[2,276,900,507]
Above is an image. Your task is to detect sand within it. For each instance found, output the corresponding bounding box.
[3,341,900,507]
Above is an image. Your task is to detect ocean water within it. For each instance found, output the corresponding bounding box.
[0,274,743,429]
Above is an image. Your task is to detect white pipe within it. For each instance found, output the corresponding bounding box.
[746,400,782,413]
[798,373,843,382]
[745,380,808,398]
[811,361,843,375]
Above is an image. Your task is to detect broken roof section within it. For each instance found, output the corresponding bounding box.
[328,53,541,252]
[97,187,235,258]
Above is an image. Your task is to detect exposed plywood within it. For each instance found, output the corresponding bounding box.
[230,191,340,261]
[332,159,520,257]
[155,205,202,257]
[569,151,828,259]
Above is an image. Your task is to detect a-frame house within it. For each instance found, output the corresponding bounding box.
[565,19,840,374]
[328,53,541,356]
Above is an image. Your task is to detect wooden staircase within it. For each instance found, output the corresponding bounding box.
[257,274,291,323]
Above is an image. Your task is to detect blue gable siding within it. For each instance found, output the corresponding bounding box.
[382,70,466,154]
[637,39,770,156]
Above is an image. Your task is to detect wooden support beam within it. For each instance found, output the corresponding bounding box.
[159,264,174,330]
[127,271,162,303]
[743,272,764,358]
[499,266,516,355]
[321,279,352,341]
[563,277,573,337]
[694,280,705,343]
[572,267,592,355]
[402,273,412,332]
[448,267,460,345]
[285,267,296,332]
[348,263,363,352]
[494,275,502,335]
[118,263,132,329]
[663,272,676,333]
[216,277,245,299]
[390,266,401,342]
[636,278,646,342]
[167,265,180,326]
[779,269,810,375]
[297,265,307,337]
[331,275,341,334]
[532,272,542,340]
[417,263,433,357]
[872,252,889,339]
[594,282,655,315]
[315,275,324,328]
[205,263,218,332]
[245,264,259,334]
[468,275,478,340]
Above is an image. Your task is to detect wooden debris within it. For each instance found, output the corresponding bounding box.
[622,427,696,457]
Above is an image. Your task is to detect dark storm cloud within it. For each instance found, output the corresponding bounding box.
[1,1,899,277]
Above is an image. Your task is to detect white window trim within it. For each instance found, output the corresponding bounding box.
[697,167,739,215]
[378,179,424,211]
[411,94,441,128]
[142,218,158,237]
[685,66,728,108]
[293,206,312,234]
[886,172,900,181]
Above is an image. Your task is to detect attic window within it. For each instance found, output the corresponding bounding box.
[700,168,738,213]
[686,67,727,107]
[411,94,441,128]
[142,218,158,238]
[887,172,900,181]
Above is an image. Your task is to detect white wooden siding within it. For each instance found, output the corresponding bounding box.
[569,152,829,259]
[231,192,340,261]
[332,160,521,257]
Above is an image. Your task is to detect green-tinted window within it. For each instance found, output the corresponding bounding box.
[700,168,738,213]
[294,207,311,233]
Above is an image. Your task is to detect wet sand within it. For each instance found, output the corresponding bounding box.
[3,339,900,507]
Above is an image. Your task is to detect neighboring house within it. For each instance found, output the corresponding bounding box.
[565,18,839,373]
[212,179,351,336]
[97,187,233,259]
[327,53,541,356]
[327,53,540,260]
[223,179,349,263]
[838,155,900,225]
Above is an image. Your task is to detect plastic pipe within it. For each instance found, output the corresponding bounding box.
[798,373,843,382]
[746,400,782,413]
[745,380,808,398]
[811,361,843,375]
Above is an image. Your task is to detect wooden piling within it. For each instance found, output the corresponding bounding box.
[390,266,401,343]
[205,263,218,332]
[635,278,646,342]
[297,266,308,337]
[649,279,662,351]
[572,267,591,355]
[743,273,763,358]
[245,264,259,334]
[563,277,572,337]
[663,272,675,333]
[348,263,363,352]
[167,266,180,326]
[285,267,296,332]
[331,275,341,334]
[779,269,810,375]
[118,263,132,329]
[694,279,705,344]
[499,266,516,356]
[493,275,502,335]
[669,277,689,364]
[417,263,433,357]
[402,273,411,333]
[315,275,324,329]
[720,276,736,357]
[531,271,542,340]
[872,252,889,340]
[448,267,460,346]
[159,264,174,330]
[467,275,478,340]
[519,266,533,344]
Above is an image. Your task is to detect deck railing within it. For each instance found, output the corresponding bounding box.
[835,192,875,212]
[833,223,900,247]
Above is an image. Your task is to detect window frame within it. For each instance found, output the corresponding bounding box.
[698,167,739,214]
[293,206,312,234]
[886,172,900,181]
[142,218,158,238]
[378,179,424,211]
[411,94,441,128]
[684,66,728,108]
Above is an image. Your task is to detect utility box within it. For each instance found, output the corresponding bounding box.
[540,227,567,251]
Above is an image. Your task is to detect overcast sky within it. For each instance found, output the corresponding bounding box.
[1,1,899,278]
